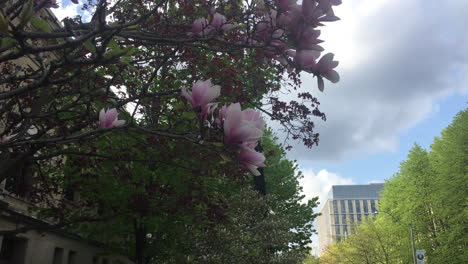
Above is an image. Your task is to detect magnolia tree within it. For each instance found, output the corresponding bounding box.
[0,0,340,262]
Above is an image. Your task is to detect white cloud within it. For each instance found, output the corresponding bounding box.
[51,0,93,22]
[276,0,468,163]
[52,0,80,21]
[367,179,384,184]
[299,168,354,212]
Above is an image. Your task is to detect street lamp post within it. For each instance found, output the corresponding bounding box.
[409,222,417,264]
[374,210,417,264]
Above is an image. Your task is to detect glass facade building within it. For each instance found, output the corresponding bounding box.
[317,183,384,254]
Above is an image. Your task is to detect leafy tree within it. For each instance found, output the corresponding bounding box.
[428,108,468,263]
[379,144,442,261]
[320,219,410,264]
[375,107,467,264]
[263,129,319,253]
[303,254,320,264]
[1,0,342,263]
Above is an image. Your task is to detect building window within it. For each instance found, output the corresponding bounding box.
[67,250,77,264]
[334,225,340,237]
[363,200,369,213]
[0,235,27,264]
[348,200,354,213]
[357,213,362,222]
[370,200,376,213]
[355,200,361,214]
[333,200,338,214]
[340,200,346,214]
[334,214,339,224]
[53,247,64,264]
[341,214,347,224]
[343,225,348,238]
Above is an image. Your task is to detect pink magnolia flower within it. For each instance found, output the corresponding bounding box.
[210,13,236,32]
[319,9,340,23]
[302,0,318,16]
[276,0,298,11]
[278,4,301,28]
[294,50,320,71]
[267,10,278,26]
[317,0,342,13]
[315,53,340,91]
[242,108,265,130]
[255,22,272,40]
[238,145,266,176]
[211,13,227,29]
[240,37,257,45]
[99,108,125,129]
[181,79,221,109]
[216,104,228,127]
[264,40,287,56]
[297,27,324,51]
[200,103,218,121]
[302,1,340,25]
[191,18,211,36]
[223,103,263,146]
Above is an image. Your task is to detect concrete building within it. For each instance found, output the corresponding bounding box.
[317,183,384,253]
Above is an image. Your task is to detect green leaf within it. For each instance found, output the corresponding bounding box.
[19,0,34,29]
[126,24,138,30]
[83,40,96,53]
[0,12,9,35]
[107,39,120,50]
[120,56,132,65]
[1,37,16,49]
[220,154,232,162]
[182,112,196,119]
[210,142,224,147]
[30,17,51,32]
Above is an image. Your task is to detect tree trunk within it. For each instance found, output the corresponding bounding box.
[134,221,147,264]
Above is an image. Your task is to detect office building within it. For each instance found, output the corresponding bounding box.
[317,183,384,253]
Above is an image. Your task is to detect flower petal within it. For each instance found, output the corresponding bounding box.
[99,108,106,128]
[323,70,340,83]
[105,108,118,128]
[317,76,325,92]
[113,119,126,127]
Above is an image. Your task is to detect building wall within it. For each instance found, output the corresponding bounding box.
[317,184,384,254]
[0,217,131,264]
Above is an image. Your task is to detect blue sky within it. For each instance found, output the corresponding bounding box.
[309,94,466,185]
